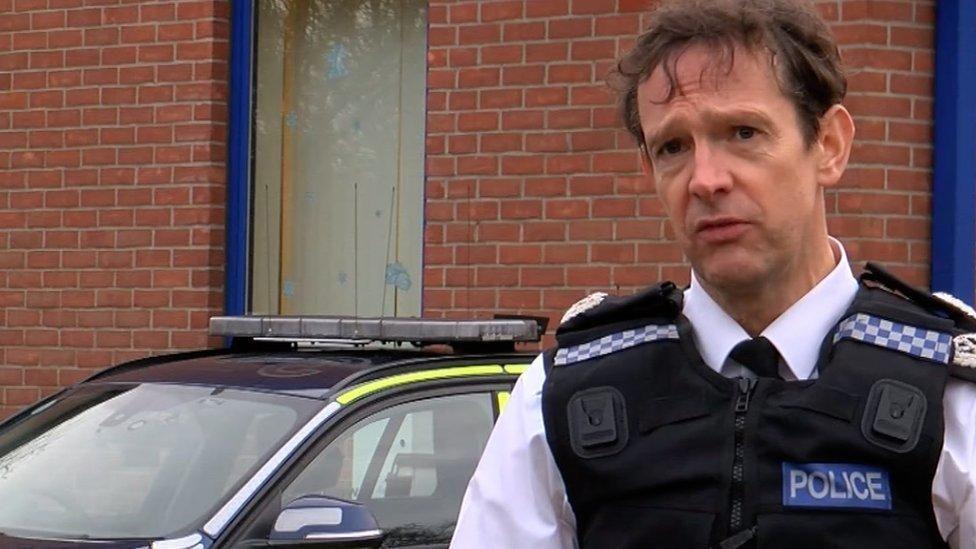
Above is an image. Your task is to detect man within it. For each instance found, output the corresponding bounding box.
[451,0,976,548]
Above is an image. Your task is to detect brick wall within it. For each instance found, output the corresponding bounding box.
[422,0,936,344]
[0,0,936,413]
[0,0,228,416]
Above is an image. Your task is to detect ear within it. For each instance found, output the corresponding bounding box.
[815,104,855,189]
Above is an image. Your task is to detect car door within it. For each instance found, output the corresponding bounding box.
[223,382,515,548]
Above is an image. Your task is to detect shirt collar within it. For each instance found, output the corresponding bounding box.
[683,237,859,380]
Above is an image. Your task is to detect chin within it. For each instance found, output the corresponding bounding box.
[693,253,769,294]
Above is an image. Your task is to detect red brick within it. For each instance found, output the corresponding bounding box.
[546,199,590,219]
[569,220,613,241]
[526,86,568,107]
[65,86,98,106]
[526,133,568,152]
[545,243,587,263]
[595,14,640,36]
[502,155,545,175]
[571,130,615,151]
[503,21,545,41]
[837,192,910,215]
[593,197,637,217]
[457,156,498,175]
[522,267,565,286]
[478,222,520,241]
[547,154,590,174]
[481,1,522,22]
[500,199,543,220]
[502,65,545,85]
[458,111,498,131]
[49,30,83,49]
[458,67,499,88]
[481,133,522,152]
[548,19,591,39]
[523,222,565,242]
[449,3,477,23]
[547,108,592,129]
[842,1,913,21]
[104,5,138,24]
[502,109,544,130]
[499,245,543,265]
[843,48,912,71]
[448,134,477,154]
[618,0,654,12]
[459,23,501,45]
[447,48,476,68]
[13,31,46,50]
[101,46,137,65]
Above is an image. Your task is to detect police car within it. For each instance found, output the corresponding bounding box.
[0,316,541,548]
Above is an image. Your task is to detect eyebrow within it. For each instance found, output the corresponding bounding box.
[644,107,776,150]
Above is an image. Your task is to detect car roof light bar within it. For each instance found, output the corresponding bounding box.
[209,316,542,344]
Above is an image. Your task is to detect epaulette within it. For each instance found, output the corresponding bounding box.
[861,262,976,382]
[557,281,683,335]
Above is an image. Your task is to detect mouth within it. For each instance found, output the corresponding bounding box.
[693,217,751,244]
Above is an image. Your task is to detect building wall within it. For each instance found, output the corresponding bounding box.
[422,0,936,341]
[0,0,229,416]
[0,0,935,414]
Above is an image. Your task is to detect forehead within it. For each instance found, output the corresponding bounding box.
[637,44,791,130]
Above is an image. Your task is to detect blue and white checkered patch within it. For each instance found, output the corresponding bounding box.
[833,313,952,364]
[554,324,679,366]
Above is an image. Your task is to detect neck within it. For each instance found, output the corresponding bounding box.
[699,238,838,337]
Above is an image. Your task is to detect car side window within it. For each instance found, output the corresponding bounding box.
[280,392,495,546]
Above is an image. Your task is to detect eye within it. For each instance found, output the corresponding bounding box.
[657,139,684,156]
[734,126,757,140]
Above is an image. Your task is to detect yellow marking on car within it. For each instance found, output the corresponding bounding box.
[503,364,528,375]
[336,365,507,405]
[496,391,511,413]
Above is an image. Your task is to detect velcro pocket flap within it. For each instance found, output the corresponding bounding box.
[638,394,711,433]
[779,385,858,422]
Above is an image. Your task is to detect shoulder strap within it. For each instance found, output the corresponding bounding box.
[861,262,976,383]
[556,282,683,336]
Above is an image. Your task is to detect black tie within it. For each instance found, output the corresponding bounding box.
[729,337,781,379]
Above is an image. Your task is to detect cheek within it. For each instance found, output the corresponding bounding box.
[755,164,819,223]
[656,177,691,236]
[655,177,679,213]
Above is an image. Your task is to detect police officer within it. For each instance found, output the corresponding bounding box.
[451,0,976,547]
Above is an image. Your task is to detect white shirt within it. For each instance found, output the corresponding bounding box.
[451,242,976,548]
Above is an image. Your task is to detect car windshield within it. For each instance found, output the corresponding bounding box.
[0,382,320,540]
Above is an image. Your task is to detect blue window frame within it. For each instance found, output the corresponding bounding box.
[226,1,254,316]
[932,2,976,301]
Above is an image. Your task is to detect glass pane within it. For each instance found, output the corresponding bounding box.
[0,384,317,539]
[281,392,495,546]
[252,0,427,316]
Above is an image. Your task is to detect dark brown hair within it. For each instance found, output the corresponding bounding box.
[612,0,846,149]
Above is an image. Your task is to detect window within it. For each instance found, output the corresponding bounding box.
[0,384,316,539]
[281,392,495,546]
[251,0,427,316]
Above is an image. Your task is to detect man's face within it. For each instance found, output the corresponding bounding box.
[638,45,829,294]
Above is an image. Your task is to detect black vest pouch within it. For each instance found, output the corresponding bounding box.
[755,513,938,549]
[567,386,629,459]
[582,504,715,549]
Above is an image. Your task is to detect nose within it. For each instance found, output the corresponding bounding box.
[687,142,733,200]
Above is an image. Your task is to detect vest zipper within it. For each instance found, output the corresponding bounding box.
[729,376,757,536]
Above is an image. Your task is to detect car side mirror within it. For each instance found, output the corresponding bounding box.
[269,495,385,548]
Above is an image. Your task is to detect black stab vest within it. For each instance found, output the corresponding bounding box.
[542,283,953,549]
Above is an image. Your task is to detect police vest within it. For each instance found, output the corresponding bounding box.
[542,269,976,549]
